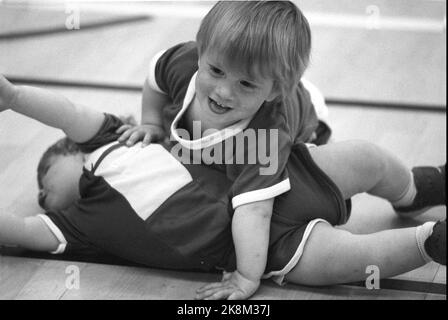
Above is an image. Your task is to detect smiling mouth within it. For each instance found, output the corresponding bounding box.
[208,97,232,114]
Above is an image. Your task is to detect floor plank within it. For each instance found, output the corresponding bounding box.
[2,256,444,300]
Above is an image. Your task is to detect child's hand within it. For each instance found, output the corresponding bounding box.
[116,124,165,147]
[0,74,17,111]
[195,270,260,300]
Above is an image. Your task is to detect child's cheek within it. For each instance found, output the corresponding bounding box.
[197,73,212,96]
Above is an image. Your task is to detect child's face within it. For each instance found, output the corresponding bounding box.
[195,49,278,131]
[39,153,84,211]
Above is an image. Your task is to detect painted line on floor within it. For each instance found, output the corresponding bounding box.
[6,75,446,112]
[348,278,446,295]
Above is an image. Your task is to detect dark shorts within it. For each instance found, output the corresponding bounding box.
[265,143,351,283]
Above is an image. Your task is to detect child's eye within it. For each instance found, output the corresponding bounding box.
[240,80,256,89]
[209,65,224,76]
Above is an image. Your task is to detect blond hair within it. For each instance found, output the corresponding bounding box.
[196,0,311,98]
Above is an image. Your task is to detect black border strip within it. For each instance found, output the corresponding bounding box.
[5,76,446,112]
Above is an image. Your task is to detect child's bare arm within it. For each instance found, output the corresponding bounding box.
[232,199,273,280]
[0,74,104,143]
[196,198,274,300]
[117,78,169,146]
[0,213,60,252]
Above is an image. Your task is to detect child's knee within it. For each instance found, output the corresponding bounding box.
[349,140,388,182]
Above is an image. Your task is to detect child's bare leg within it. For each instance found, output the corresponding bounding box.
[307,140,411,201]
[285,222,429,285]
[283,140,445,285]
[308,140,445,214]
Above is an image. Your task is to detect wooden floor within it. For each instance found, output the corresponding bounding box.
[0,1,446,300]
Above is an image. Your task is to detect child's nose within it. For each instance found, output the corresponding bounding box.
[215,81,233,101]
